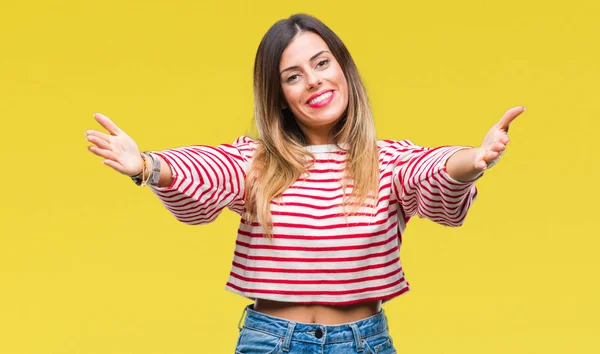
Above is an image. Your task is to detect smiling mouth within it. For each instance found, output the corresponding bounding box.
[306,91,333,105]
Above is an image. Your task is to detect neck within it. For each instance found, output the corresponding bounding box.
[299,125,335,146]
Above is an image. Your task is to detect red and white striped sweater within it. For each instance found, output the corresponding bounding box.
[149,136,478,305]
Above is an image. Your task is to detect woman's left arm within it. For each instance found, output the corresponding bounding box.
[446,106,526,182]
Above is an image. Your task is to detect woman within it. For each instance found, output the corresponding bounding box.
[85,13,524,354]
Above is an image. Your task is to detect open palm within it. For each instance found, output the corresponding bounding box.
[84,113,143,177]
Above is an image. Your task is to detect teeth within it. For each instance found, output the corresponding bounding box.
[308,91,332,105]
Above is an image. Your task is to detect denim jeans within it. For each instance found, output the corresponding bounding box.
[235,305,397,354]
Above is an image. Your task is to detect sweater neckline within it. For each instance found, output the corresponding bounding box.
[303,143,347,153]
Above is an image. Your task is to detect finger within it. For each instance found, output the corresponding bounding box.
[102,159,126,174]
[86,135,111,150]
[85,130,110,143]
[87,145,118,161]
[93,113,122,136]
[475,159,487,170]
[496,106,526,131]
[474,149,487,170]
[483,149,500,162]
[491,142,506,153]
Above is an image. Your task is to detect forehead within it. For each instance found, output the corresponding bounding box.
[280,32,330,69]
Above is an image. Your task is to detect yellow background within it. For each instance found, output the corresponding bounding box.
[1,0,598,353]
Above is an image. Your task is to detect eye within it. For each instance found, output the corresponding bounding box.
[317,59,329,68]
[286,74,300,83]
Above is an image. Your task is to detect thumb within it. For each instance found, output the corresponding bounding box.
[496,106,526,131]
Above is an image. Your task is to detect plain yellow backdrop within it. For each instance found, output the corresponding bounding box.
[1,0,598,353]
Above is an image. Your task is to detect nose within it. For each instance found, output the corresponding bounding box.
[305,71,322,90]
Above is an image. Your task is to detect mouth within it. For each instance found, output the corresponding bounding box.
[306,90,334,107]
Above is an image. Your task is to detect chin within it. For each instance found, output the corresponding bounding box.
[309,109,345,124]
[309,115,341,127]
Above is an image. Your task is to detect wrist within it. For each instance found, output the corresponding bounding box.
[446,147,484,182]
[131,153,151,186]
[130,154,146,178]
[130,152,161,187]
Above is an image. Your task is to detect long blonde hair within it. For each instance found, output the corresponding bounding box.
[246,14,379,237]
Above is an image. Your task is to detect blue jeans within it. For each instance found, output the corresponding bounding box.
[235,305,397,354]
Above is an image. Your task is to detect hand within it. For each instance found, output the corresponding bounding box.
[474,106,526,170]
[84,113,144,176]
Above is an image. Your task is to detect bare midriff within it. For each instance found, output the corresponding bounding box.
[253,299,382,325]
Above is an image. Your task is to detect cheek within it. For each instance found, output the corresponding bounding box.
[284,87,306,109]
[334,70,349,99]
[339,78,349,104]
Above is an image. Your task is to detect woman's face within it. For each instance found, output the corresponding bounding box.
[279,31,349,145]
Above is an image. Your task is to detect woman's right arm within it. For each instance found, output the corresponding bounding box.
[85,113,254,225]
[146,141,255,224]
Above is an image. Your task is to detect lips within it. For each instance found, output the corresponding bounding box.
[306,90,333,104]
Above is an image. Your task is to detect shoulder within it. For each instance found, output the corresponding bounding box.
[232,135,259,148]
[377,139,423,153]
[229,136,261,160]
[376,139,430,165]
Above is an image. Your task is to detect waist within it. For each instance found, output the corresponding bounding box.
[253,298,382,324]
[240,304,389,345]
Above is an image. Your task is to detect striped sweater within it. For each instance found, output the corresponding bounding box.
[149,136,478,305]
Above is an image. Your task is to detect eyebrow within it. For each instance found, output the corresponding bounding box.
[280,50,331,75]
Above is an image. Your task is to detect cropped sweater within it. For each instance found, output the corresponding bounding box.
[149,137,478,305]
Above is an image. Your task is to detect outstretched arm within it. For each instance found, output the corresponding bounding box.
[84,113,254,225]
[388,106,525,227]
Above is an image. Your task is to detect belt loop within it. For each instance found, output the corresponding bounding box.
[282,322,296,352]
[349,323,364,352]
[237,305,248,331]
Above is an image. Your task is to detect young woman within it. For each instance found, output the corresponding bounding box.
[85,13,524,354]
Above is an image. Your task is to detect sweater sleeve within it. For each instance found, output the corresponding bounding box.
[148,136,256,225]
[382,140,480,227]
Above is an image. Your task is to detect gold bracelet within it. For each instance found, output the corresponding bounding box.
[142,153,152,186]
[131,153,150,186]
[140,153,148,186]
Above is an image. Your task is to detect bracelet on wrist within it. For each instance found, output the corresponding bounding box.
[131,153,148,186]
[131,152,161,187]
[145,152,161,186]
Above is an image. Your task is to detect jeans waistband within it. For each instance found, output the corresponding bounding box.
[238,304,388,349]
